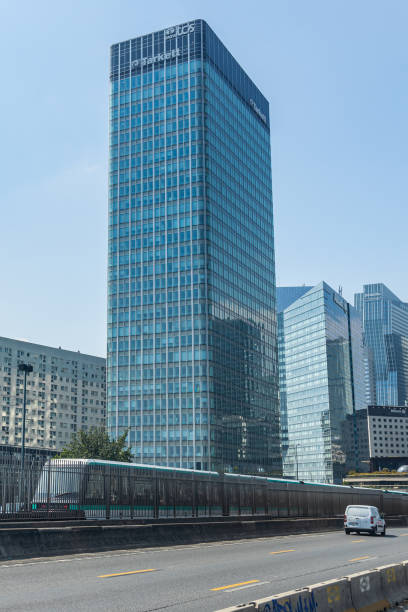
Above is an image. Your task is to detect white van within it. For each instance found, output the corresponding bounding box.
[344,505,386,536]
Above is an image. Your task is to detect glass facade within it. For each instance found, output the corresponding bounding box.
[107,20,281,475]
[278,282,366,483]
[355,283,408,407]
[277,286,312,466]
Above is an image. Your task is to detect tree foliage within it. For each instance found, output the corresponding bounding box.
[57,427,132,462]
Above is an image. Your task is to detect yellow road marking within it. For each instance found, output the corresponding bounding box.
[352,539,365,542]
[349,556,370,562]
[98,569,156,578]
[401,534,408,537]
[211,580,259,591]
[269,549,295,555]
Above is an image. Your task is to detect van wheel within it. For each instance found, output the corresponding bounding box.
[381,527,386,537]
[370,527,377,536]
[345,529,350,535]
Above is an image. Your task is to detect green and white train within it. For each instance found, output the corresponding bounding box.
[32,458,408,520]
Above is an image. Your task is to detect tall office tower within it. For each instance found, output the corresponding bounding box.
[0,337,106,454]
[277,286,312,466]
[108,20,281,474]
[355,284,408,407]
[278,283,366,483]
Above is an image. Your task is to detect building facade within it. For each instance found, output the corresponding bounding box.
[367,405,408,470]
[355,283,408,406]
[107,20,281,474]
[0,337,106,453]
[278,282,366,483]
[277,286,312,466]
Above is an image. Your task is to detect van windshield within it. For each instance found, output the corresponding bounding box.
[347,507,369,517]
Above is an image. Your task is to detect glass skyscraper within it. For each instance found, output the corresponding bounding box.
[276,286,312,465]
[107,20,281,475]
[355,283,408,406]
[277,283,366,483]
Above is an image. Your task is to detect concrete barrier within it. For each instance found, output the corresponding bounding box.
[0,517,345,561]
[215,562,408,612]
[307,578,355,612]
[347,568,388,612]
[254,588,314,611]
[377,563,408,606]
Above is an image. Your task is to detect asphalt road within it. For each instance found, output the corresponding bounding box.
[1,527,408,611]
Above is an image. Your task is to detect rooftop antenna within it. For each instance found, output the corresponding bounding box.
[338,285,343,296]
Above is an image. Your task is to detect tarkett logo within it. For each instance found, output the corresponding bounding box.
[131,48,181,68]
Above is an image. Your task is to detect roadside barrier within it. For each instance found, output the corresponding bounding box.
[215,560,408,612]
[377,563,408,606]
[306,578,354,612]
[347,568,388,611]
[0,517,345,561]
[254,589,312,612]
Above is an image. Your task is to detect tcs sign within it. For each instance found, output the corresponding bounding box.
[165,23,195,39]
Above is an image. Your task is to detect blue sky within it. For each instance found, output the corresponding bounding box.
[1,0,407,357]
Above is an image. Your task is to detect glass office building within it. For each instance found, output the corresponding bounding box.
[277,286,312,466]
[278,283,366,483]
[107,20,281,475]
[355,284,408,407]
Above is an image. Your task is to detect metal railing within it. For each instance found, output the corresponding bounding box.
[1,458,408,522]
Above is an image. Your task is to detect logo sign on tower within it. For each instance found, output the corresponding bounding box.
[165,22,195,39]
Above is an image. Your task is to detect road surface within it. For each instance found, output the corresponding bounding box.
[1,527,408,611]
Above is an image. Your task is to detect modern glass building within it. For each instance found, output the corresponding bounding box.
[107,20,281,475]
[278,282,366,483]
[355,284,408,407]
[276,286,312,466]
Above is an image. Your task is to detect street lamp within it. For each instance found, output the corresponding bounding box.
[17,363,33,469]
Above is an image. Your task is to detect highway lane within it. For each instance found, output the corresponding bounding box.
[1,527,408,611]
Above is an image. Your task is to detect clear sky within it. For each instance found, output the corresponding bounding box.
[1,0,407,357]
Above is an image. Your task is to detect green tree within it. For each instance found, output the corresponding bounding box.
[57,427,132,462]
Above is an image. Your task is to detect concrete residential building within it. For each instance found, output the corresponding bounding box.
[355,283,408,406]
[277,282,366,483]
[0,337,106,453]
[107,20,281,474]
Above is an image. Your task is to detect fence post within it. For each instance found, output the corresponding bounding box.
[192,475,197,517]
[105,467,111,520]
[264,481,268,516]
[46,463,51,518]
[222,475,228,516]
[154,471,159,519]
[130,474,134,520]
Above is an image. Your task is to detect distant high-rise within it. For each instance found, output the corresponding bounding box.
[107,20,281,474]
[276,286,312,465]
[277,283,366,483]
[355,284,408,406]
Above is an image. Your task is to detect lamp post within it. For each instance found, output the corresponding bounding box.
[17,363,33,469]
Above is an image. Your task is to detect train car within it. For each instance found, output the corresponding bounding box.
[32,458,221,519]
[31,458,408,520]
